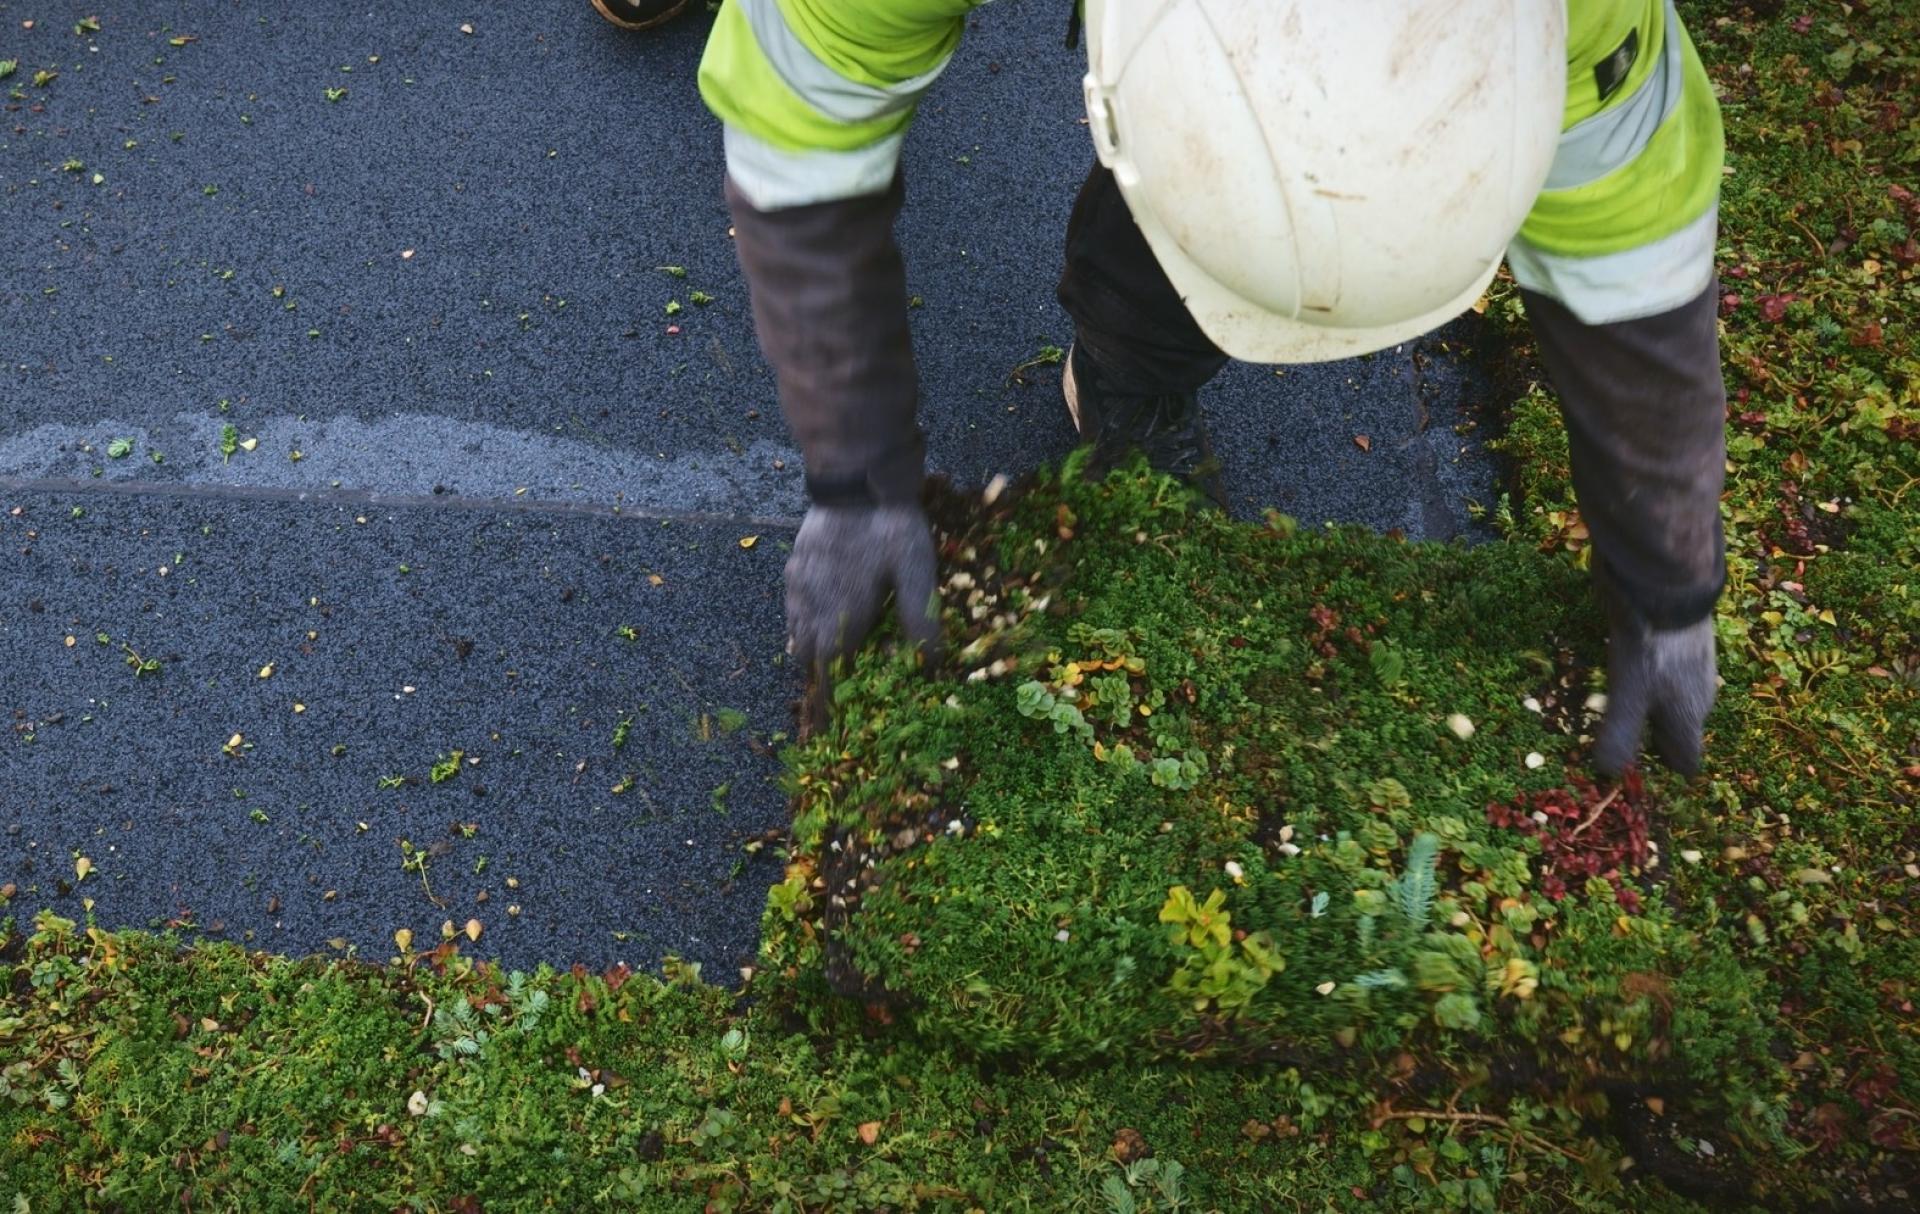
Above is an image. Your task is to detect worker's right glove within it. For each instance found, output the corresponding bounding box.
[787,503,942,735]
[1592,612,1717,778]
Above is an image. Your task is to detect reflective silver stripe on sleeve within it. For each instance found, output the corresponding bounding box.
[1506,202,1717,325]
[739,0,952,126]
[1542,0,1684,192]
[724,123,907,210]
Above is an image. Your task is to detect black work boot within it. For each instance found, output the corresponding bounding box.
[591,0,693,30]
[1061,342,1226,506]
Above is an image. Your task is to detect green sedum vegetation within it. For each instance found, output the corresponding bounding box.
[3,5,1916,1210]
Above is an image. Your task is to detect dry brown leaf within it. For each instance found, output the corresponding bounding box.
[1111,1127,1151,1163]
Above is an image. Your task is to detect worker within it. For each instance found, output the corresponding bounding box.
[632,0,1727,777]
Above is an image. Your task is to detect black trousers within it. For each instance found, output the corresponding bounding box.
[1056,162,1727,629]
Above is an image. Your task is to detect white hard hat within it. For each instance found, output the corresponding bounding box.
[1080,0,1567,364]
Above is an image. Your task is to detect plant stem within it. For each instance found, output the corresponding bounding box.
[1568,786,1621,840]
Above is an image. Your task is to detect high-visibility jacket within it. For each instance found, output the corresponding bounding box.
[700,0,1724,326]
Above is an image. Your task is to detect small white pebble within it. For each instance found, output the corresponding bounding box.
[1584,692,1609,713]
[947,571,976,590]
[1278,824,1295,843]
[1446,713,1475,740]
[941,756,960,770]
[946,820,964,835]
[983,473,1009,505]
[944,694,963,709]
[1524,751,1545,770]
[1530,810,1550,826]
[407,1091,429,1117]
[1522,697,1543,713]
[966,668,988,684]
[1278,842,1302,858]
[1224,860,1245,882]
[1681,849,1704,864]
[1054,929,1071,943]
[1697,1140,1716,1158]
[1159,821,1174,834]
[988,659,1009,677]
[1315,981,1336,996]
[1449,911,1470,928]
[403,685,416,695]
[1906,863,1920,879]
[591,1083,605,1097]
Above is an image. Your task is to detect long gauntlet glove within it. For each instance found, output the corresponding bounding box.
[726,175,939,730]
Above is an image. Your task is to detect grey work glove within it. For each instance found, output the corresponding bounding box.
[787,504,942,735]
[1593,614,1718,778]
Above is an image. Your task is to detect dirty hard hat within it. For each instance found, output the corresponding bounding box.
[1080,0,1567,363]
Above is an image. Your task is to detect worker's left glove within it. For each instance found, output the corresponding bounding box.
[1592,613,1717,778]
[787,503,942,734]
